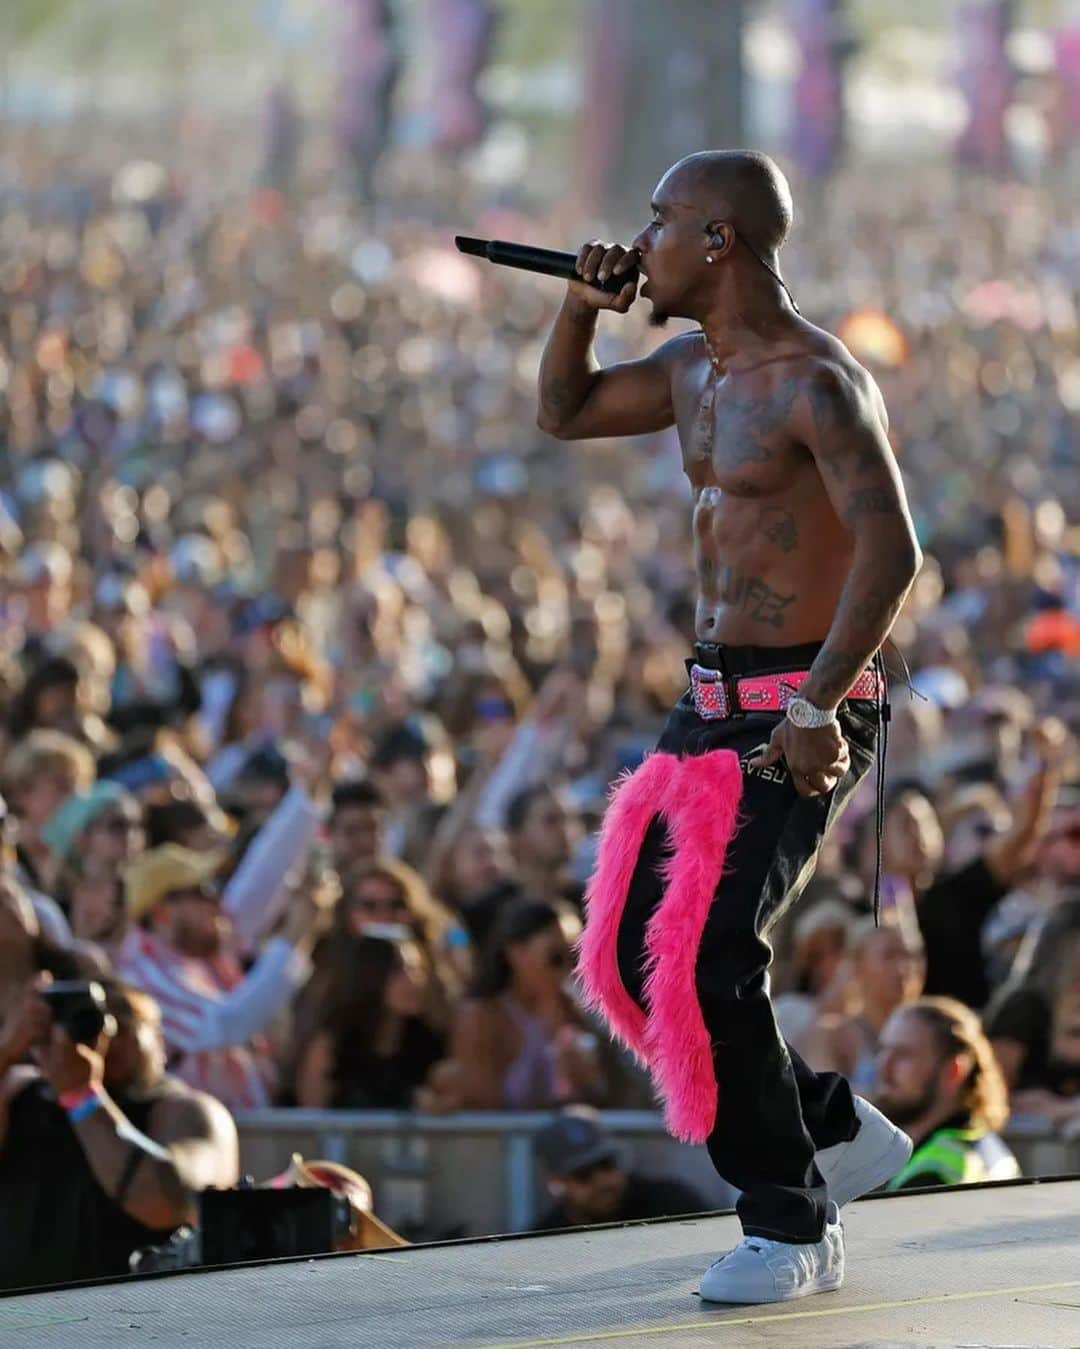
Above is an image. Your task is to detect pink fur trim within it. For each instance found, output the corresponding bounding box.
[576,753,677,1059]
[642,749,743,1143]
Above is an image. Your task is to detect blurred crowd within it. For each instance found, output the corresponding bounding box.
[0,128,1077,1277]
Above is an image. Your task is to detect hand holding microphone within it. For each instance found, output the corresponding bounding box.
[568,240,640,314]
[454,235,640,314]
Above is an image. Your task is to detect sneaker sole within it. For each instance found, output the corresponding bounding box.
[699,1269,844,1305]
[829,1126,912,1208]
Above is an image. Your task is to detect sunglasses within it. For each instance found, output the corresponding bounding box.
[352,894,410,915]
[100,814,142,835]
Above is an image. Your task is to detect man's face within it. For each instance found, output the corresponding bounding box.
[330,803,385,872]
[518,795,572,871]
[630,169,710,325]
[875,1010,952,1128]
[105,1007,166,1092]
[556,1156,627,1222]
[156,882,227,958]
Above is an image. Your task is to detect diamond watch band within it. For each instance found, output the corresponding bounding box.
[786,696,839,730]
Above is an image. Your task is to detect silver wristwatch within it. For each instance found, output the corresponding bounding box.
[785,696,839,730]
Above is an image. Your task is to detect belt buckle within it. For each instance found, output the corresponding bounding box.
[690,664,730,720]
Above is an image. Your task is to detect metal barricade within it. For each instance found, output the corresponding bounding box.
[232,1110,1079,1241]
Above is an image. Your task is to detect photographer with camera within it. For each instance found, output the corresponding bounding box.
[0,978,237,1289]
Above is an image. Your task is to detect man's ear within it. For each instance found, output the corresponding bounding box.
[943,1051,972,1091]
[705,220,735,256]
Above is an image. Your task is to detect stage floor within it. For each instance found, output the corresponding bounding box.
[8,1179,1079,1348]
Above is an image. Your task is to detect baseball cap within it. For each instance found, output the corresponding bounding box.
[533,1108,620,1178]
[125,844,227,921]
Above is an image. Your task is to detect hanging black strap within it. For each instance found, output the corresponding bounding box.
[872,648,890,927]
[113,1143,147,1207]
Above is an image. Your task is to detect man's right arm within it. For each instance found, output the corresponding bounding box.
[537,241,679,440]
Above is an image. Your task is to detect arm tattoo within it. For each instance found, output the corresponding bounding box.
[544,376,582,418]
[848,585,898,631]
[808,372,879,482]
[844,487,896,520]
[807,648,867,705]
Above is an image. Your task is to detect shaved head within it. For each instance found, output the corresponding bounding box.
[631,148,798,325]
[659,150,794,257]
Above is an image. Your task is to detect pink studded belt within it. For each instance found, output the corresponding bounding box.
[688,664,884,720]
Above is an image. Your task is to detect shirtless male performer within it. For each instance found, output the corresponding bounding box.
[537,150,921,1305]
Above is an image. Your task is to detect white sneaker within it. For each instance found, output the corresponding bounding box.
[699,1201,844,1304]
[816,1096,912,1208]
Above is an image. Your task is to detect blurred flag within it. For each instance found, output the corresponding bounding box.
[429,0,497,154]
[789,0,856,178]
[336,0,401,200]
[954,1,1014,172]
[1052,24,1080,141]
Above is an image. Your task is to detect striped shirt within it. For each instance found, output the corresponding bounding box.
[117,927,311,1111]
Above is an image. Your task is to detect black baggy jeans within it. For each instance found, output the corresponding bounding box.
[615,640,880,1244]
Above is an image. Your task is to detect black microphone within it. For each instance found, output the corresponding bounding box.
[454,236,638,295]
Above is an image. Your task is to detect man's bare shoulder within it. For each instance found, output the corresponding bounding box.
[150,1075,235,1140]
[649,328,706,372]
[782,323,886,415]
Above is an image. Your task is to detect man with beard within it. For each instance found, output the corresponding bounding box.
[538,150,922,1303]
[876,997,1019,1190]
[118,846,318,1110]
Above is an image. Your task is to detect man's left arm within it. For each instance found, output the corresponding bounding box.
[798,362,923,710]
[750,361,922,795]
